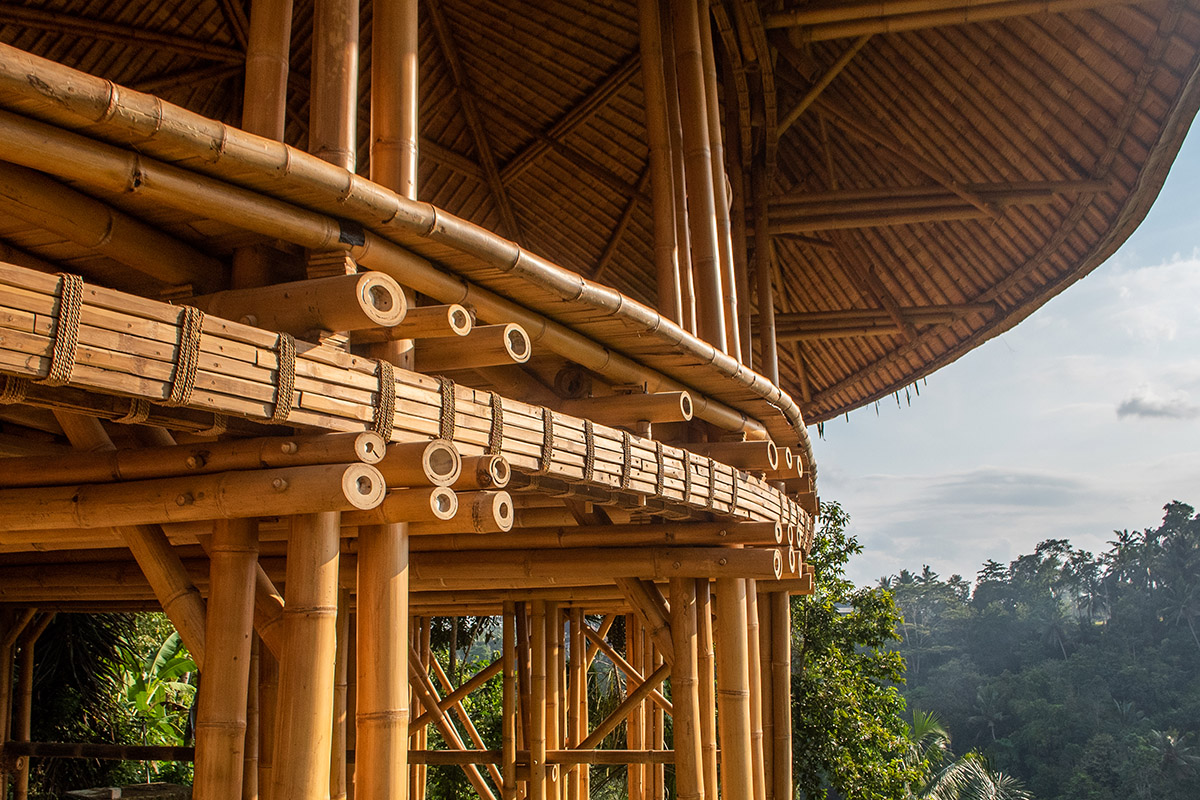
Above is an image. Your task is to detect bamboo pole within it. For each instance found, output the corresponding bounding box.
[310,0,359,171]
[452,455,511,491]
[715,578,754,800]
[244,637,260,800]
[567,608,587,800]
[414,323,532,371]
[194,519,258,800]
[430,658,505,790]
[637,0,683,325]
[559,391,693,427]
[371,0,420,199]
[777,35,871,137]
[408,520,782,552]
[502,602,518,800]
[53,412,208,666]
[660,0,696,334]
[530,600,549,800]
[669,579,705,800]
[725,85,753,365]
[769,593,791,800]
[406,490,512,535]
[258,645,278,800]
[410,660,503,730]
[695,580,718,796]
[340,487,458,526]
[669,0,727,352]
[746,582,766,800]
[579,627,673,713]
[696,0,741,362]
[13,613,54,800]
[374,439,462,488]
[271,512,341,800]
[331,589,350,800]
[356,522,409,800]
[355,304,473,343]
[548,605,564,800]
[577,662,672,751]
[628,618,645,800]
[752,165,780,386]
[615,578,675,667]
[758,599,774,800]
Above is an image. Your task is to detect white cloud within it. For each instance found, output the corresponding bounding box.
[1116,385,1199,420]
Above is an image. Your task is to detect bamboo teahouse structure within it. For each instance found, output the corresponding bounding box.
[0,0,1196,798]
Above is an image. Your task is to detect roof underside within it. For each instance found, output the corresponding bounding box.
[1,0,1198,426]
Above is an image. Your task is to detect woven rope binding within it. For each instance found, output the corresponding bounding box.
[164,306,204,407]
[40,273,83,387]
[372,359,396,437]
[270,333,296,423]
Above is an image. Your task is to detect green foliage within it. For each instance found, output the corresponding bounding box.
[791,501,920,799]
[890,501,1200,800]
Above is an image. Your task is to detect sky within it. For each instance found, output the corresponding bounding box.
[811,123,1200,587]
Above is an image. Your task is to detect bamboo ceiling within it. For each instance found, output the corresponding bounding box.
[0,0,1197,431]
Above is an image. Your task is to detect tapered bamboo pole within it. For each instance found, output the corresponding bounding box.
[637,0,682,325]
[331,589,350,800]
[13,612,54,800]
[271,512,341,799]
[356,522,409,800]
[244,637,260,800]
[697,0,741,362]
[371,0,420,199]
[716,578,755,800]
[310,0,359,171]
[695,580,718,796]
[530,600,549,800]
[258,645,279,800]
[758,599,774,800]
[52,412,208,666]
[769,593,791,800]
[659,2,696,334]
[502,602,518,800]
[725,90,752,364]
[669,579,705,800]
[752,165,779,386]
[194,519,258,800]
[746,582,766,800]
[669,0,726,352]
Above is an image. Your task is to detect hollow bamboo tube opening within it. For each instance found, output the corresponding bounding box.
[414,323,532,371]
[194,518,258,800]
[356,521,409,800]
[559,391,693,427]
[452,455,511,491]
[408,491,514,535]
[689,440,778,472]
[356,303,473,343]
[374,439,463,488]
[271,512,341,799]
[341,486,459,526]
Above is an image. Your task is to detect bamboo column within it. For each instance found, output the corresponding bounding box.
[758,599,774,800]
[725,86,752,364]
[652,644,665,800]
[695,580,719,796]
[530,601,549,800]
[746,582,766,800]
[371,0,420,199]
[627,615,646,800]
[331,590,350,800]
[244,637,260,800]
[752,165,779,384]
[13,613,54,800]
[52,412,208,665]
[194,519,258,800]
[636,0,682,325]
[696,0,741,362]
[715,578,754,800]
[310,0,359,171]
[346,617,357,800]
[769,593,792,800]
[271,512,341,799]
[258,645,279,800]
[356,522,410,800]
[502,602,518,800]
[659,0,696,336]
[670,579,705,800]
[547,604,563,800]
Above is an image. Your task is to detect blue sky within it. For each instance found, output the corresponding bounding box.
[811,124,1200,586]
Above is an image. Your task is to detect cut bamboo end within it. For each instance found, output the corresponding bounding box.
[452,455,511,490]
[558,391,693,427]
[374,439,462,487]
[408,490,514,535]
[414,323,531,371]
[355,303,474,343]
[342,486,458,525]
[689,440,778,471]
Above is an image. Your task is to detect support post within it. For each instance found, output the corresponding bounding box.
[502,602,518,800]
[770,593,792,800]
[670,579,704,800]
[371,0,420,199]
[529,601,549,800]
[752,164,779,385]
[746,582,767,800]
[715,578,754,800]
[695,580,719,796]
[14,613,54,800]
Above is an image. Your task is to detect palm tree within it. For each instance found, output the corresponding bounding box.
[904,711,1032,800]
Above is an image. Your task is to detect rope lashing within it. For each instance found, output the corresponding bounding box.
[269,332,296,423]
[437,376,456,440]
[41,273,83,387]
[488,392,504,455]
[372,359,396,437]
[164,306,204,407]
[538,407,555,473]
[0,376,29,404]
[654,440,665,497]
[115,398,151,425]
[620,430,632,490]
[583,419,595,482]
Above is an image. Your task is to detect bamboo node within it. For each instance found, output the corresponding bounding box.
[40,273,84,387]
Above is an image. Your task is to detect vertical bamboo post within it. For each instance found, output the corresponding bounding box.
[745,582,766,800]
[194,518,259,800]
[669,0,727,352]
[346,615,357,800]
[516,605,534,758]
[725,81,752,364]
[568,608,588,800]
[758,598,774,800]
[0,610,34,800]
[244,637,260,800]
[271,512,341,800]
[310,0,359,171]
[53,412,208,665]
[636,0,682,325]
[530,601,549,800]
[418,622,432,800]
[547,605,562,800]
[258,644,279,800]
[627,615,645,800]
[695,580,718,796]
[752,164,779,384]
[14,613,54,800]
[670,579,705,800]
[357,523,410,800]
[330,590,350,800]
[660,0,696,334]
[502,602,518,800]
[715,578,754,800]
[371,0,420,199]
[769,593,792,800]
[697,0,741,362]
[652,644,665,800]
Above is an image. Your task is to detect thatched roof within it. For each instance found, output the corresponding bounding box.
[1,0,1197,443]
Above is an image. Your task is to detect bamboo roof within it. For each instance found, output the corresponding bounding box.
[0,0,1197,435]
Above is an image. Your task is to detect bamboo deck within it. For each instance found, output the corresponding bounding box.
[0,1,1195,799]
